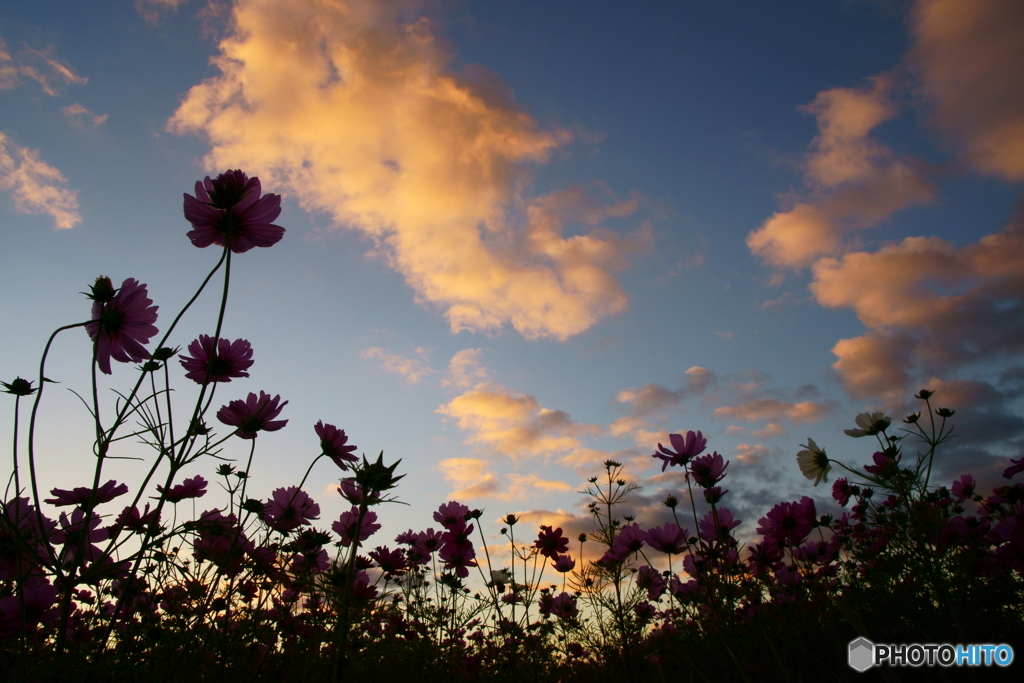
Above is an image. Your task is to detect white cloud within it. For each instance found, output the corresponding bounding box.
[0,133,81,230]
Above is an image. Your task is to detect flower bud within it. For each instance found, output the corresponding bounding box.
[87,276,116,303]
[935,408,955,418]
[915,389,934,399]
[1,377,36,396]
[663,495,679,509]
[578,533,587,543]
[502,514,519,526]
[903,412,921,424]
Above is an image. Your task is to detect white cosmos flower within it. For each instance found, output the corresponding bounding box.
[796,438,831,486]
[844,411,891,438]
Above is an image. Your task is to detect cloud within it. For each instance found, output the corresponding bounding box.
[437,458,572,501]
[0,133,81,230]
[734,443,781,465]
[15,45,87,96]
[437,386,598,459]
[62,103,108,129]
[441,348,490,389]
[812,224,1024,399]
[615,383,683,416]
[360,346,434,383]
[712,398,831,423]
[0,41,17,90]
[909,0,1024,180]
[752,423,787,440]
[747,76,934,269]
[437,458,501,500]
[169,0,650,340]
[136,0,189,25]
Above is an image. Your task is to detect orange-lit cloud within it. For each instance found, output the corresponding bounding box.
[170,0,650,340]
[747,77,934,269]
[752,423,787,440]
[909,0,1024,180]
[0,133,81,230]
[712,398,831,423]
[813,225,1024,399]
[441,348,491,389]
[136,0,189,25]
[734,443,779,464]
[437,457,572,502]
[360,346,434,383]
[0,39,88,96]
[62,103,108,129]
[437,386,599,460]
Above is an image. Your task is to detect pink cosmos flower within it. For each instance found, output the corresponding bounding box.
[217,391,288,439]
[183,170,284,253]
[290,549,329,574]
[110,504,160,536]
[652,430,707,471]
[634,601,657,623]
[85,278,159,375]
[179,335,254,383]
[0,579,59,634]
[333,507,381,547]
[549,592,579,620]
[551,554,576,573]
[337,478,380,505]
[645,523,687,555]
[315,421,358,470]
[863,450,901,477]
[832,478,854,507]
[1003,457,1024,480]
[951,474,976,503]
[157,475,208,504]
[603,522,646,562]
[689,451,728,488]
[698,508,741,545]
[193,509,253,576]
[433,501,470,529]
[636,565,667,600]
[369,546,407,574]
[264,486,320,533]
[439,523,477,577]
[52,508,110,564]
[535,525,570,559]
[414,528,444,554]
[757,497,816,547]
[46,480,129,509]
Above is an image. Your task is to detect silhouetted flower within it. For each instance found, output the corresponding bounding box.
[689,451,728,488]
[645,523,687,555]
[183,170,284,253]
[217,391,288,439]
[434,501,470,529]
[179,335,253,383]
[552,554,576,573]
[333,507,380,547]
[652,430,707,471]
[46,480,128,510]
[535,526,570,559]
[315,421,358,470]
[157,475,208,503]
[85,278,158,375]
[264,487,320,533]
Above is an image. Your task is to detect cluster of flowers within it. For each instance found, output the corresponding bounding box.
[3,170,1022,682]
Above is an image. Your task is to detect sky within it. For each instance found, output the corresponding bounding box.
[2,0,1023,557]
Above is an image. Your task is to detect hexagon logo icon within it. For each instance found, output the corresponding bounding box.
[848,637,874,672]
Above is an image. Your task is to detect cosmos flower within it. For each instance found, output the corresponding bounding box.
[535,526,570,559]
[263,486,320,533]
[844,412,891,438]
[796,438,831,486]
[333,507,381,547]
[157,475,208,504]
[46,480,128,509]
[689,451,728,488]
[179,335,254,383]
[551,554,576,573]
[645,523,687,555]
[315,421,358,470]
[85,278,159,375]
[636,565,667,600]
[433,501,470,529]
[183,170,284,253]
[217,391,288,439]
[652,430,707,471]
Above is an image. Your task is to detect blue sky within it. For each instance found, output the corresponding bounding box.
[2,0,1022,551]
